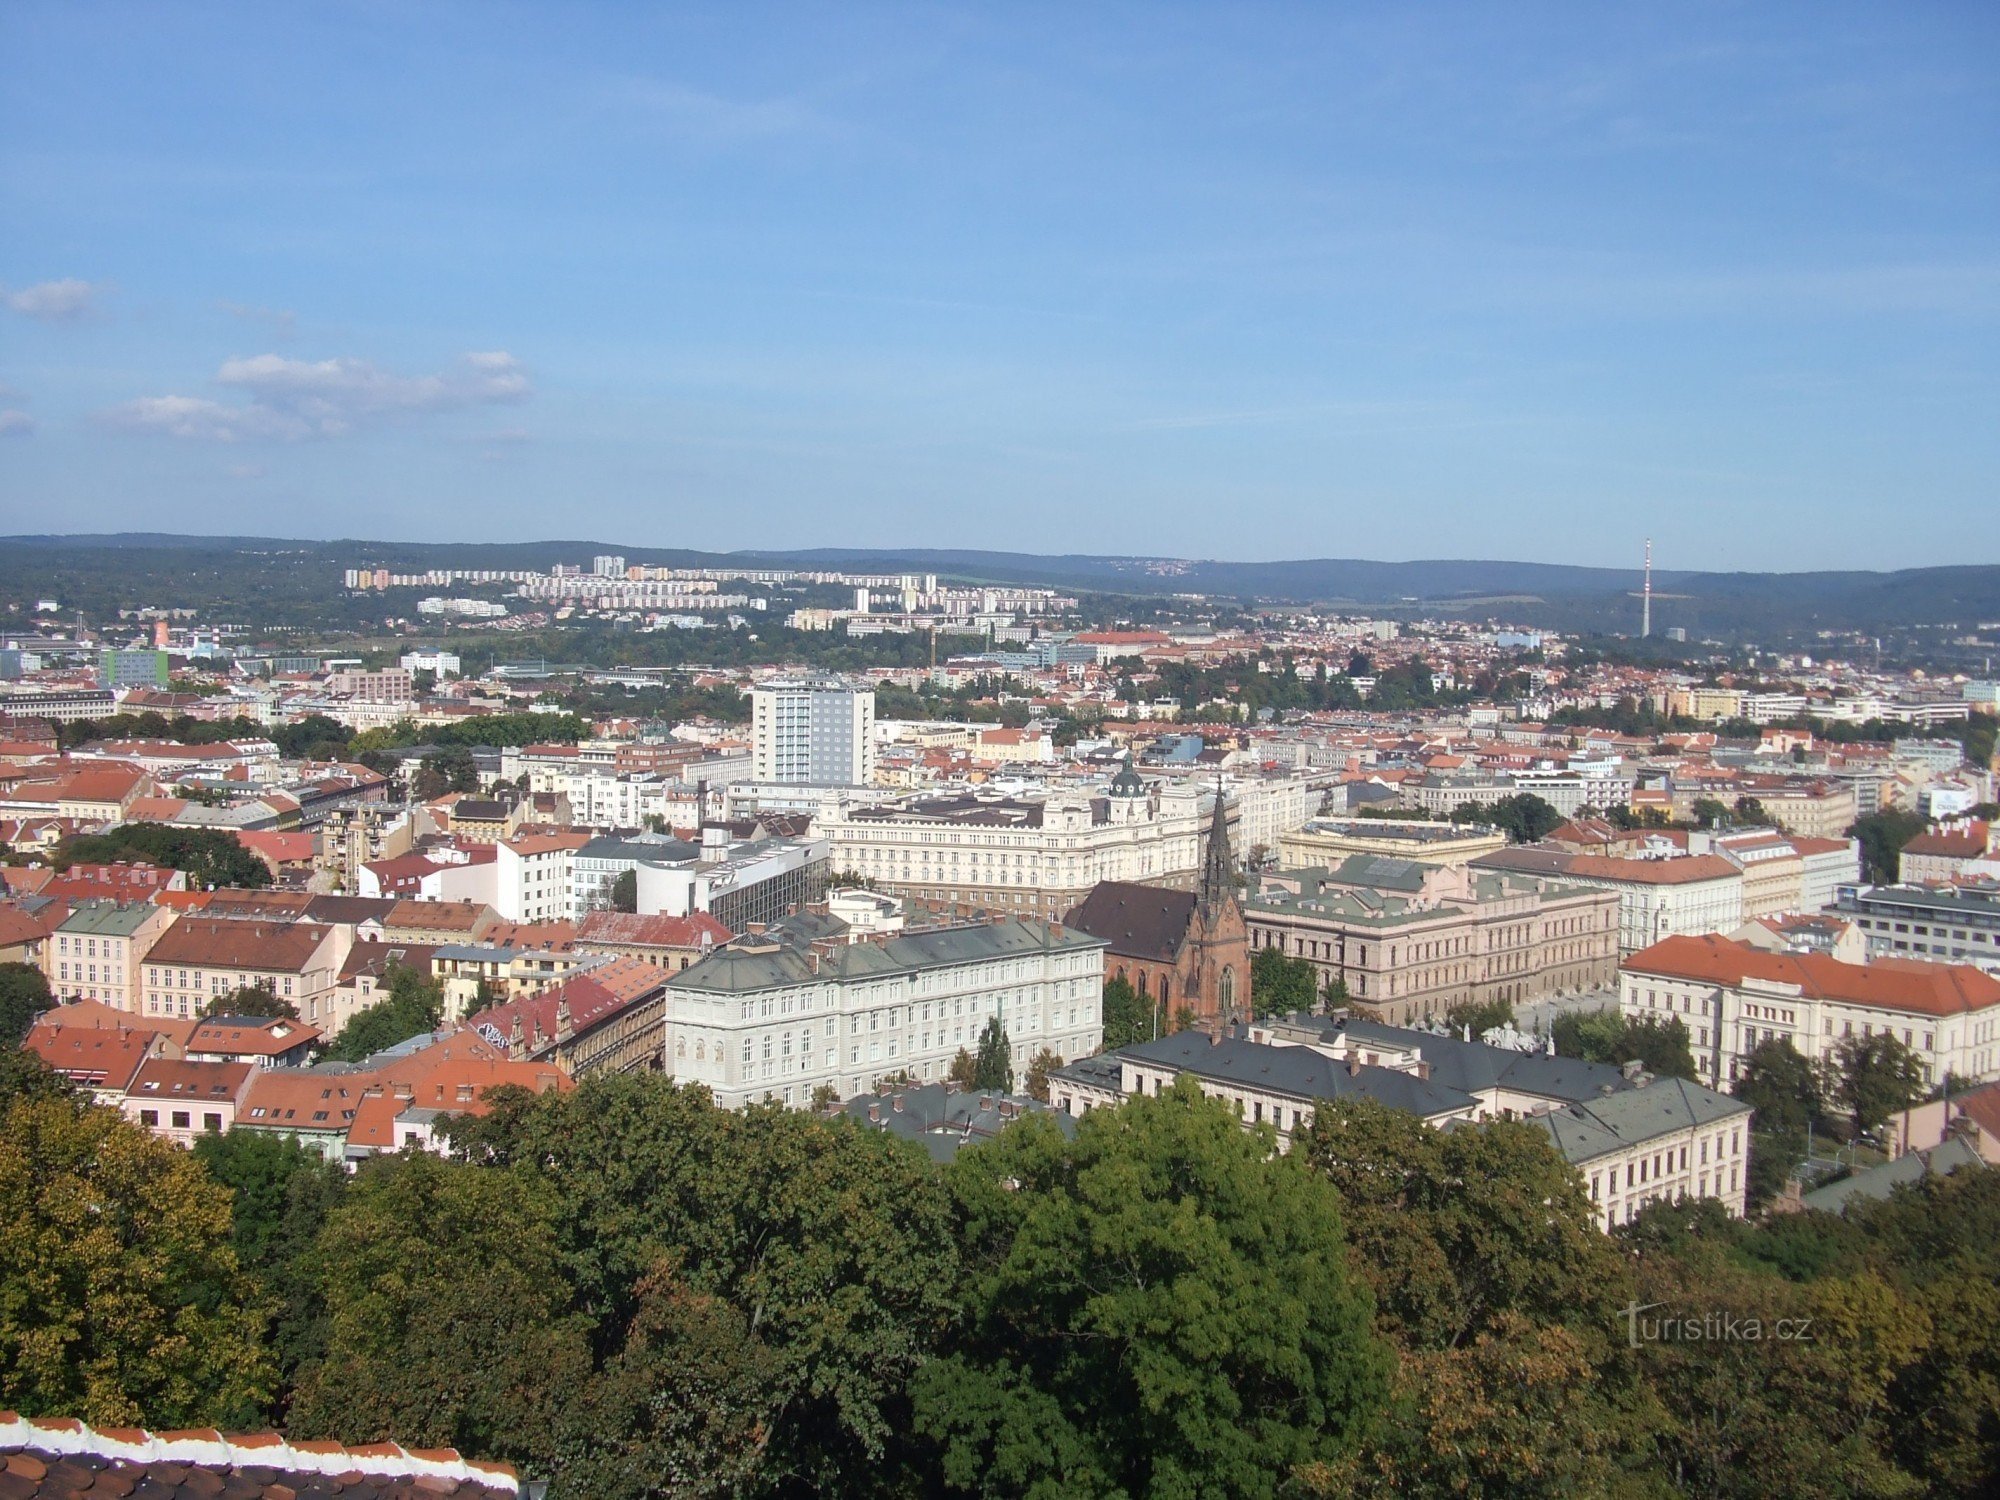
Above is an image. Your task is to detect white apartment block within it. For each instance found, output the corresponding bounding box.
[664,910,1106,1108]
[751,674,875,785]
[1621,933,2000,1092]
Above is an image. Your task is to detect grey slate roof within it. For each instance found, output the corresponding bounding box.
[1065,880,1198,962]
[670,914,1107,995]
[836,1082,1077,1162]
[1526,1076,1751,1166]
[1801,1135,1988,1215]
[1112,1029,1475,1120]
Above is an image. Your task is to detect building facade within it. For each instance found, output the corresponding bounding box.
[1620,932,2000,1091]
[44,899,176,1012]
[665,908,1107,1108]
[1244,857,1620,1025]
[751,674,875,785]
[1066,791,1251,1026]
[825,767,1216,921]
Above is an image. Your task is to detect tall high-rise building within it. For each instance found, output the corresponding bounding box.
[751,674,875,785]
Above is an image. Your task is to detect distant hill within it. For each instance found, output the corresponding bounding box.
[4,533,1997,641]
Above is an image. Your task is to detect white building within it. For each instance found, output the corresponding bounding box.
[1047,1015,1752,1232]
[1620,933,2000,1092]
[664,905,1106,1107]
[1477,848,1745,956]
[823,766,1219,921]
[750,674,876,785]
[399,648,462,677]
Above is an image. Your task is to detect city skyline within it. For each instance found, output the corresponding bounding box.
[4,2,1998,569]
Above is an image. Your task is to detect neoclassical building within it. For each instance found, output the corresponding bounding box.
[1066,791,1252,1027]
[823,759,1220,921]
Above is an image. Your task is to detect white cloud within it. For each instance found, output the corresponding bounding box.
[0,410,35,437]
[104,351,532,442]
[226,462,266,479]
[3,279,102,320]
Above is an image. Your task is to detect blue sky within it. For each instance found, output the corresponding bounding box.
[2,1,1996,569]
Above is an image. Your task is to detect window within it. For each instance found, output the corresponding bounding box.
[171,1111,191,1129]
[139,1109,158,1127]
[203,1113,223,1132]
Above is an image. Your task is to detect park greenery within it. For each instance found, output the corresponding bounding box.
[319,963,447,1063]
[2,1018,1998,1497]
[50,822,273,889]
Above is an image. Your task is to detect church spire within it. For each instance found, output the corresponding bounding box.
[1200,778,1234,911]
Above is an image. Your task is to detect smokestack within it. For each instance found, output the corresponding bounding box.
[1642,538,1653,639]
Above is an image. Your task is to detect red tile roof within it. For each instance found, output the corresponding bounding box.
[0,1410,518,1495]
[144,917,330,973]
[1625,933,2000,1018]
[575,909,732,950]
[21,1024,162,1090]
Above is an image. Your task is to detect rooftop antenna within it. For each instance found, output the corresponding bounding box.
[1641,539,1653,639]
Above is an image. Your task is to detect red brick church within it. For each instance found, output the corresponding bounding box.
[1066,785,1251,1029]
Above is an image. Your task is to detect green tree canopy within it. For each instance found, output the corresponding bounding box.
[1300,1098,1629,1351]
[913,1078,1389,1497]
[1251,944,1317,1016]
[0,962,52,1046]
[287,1150,590,1467]
[609,868,638,913]
[202,983,300,1021]
[1847,809,1929,883]
[972,1016,1013,1093]
[321,962,444,1062]
[55,823,271,889]
[0,1091,273,1427]
[1098,976,1151,1050]
[445,1075,961,1493]
[1551,1008,1700,1081]
[1735,1036,1823,1139]
[1831,1032,1928,1136]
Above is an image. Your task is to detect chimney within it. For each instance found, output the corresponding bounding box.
[1348,1054,1362,1077]
[892,1094,904,1113]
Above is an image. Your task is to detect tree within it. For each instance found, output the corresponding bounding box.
[445,1074,960,1493]
[1251,944,1317,1016]
[1831,1033,1928,1137]
[1444,997,1514,1038]
[972,1016,1013,1093]
[1299,1099,1629,1351]
[1099,976,1151,1050]
[1321,972,1352,1011]
[0,962,52,1046]
[912,1079,1389,1496]
[1847,809,1930,883]
[287,1150,591,1467]
[322,962,444,1061]
[947,1047,978,1088]
[1551,1009,1699,1081]
[55,823,271,889]
[550,1264,783,1500]
[1693,797,1730,830]
[608,868,638,913]
[193,1128,347,1409]
[0,1092,274,1427]
[1022,1048,1062,1103]
[810,1082,841,1110]
[1484,792,1564,844]
[1734,795,1769,826]
[1734,1037,1822,1139]
[202,983,300,1021]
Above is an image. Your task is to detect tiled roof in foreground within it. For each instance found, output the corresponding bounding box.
[0,1410,519,1497]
